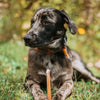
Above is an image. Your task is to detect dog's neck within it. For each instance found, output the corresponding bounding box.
[32,27,69,57]
[33,47,62,54]
[33,46,69,58]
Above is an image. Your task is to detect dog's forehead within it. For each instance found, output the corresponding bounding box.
[35,8,54,15]
[34,8,61,22]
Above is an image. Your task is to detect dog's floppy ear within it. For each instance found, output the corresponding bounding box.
[60,9,77,34]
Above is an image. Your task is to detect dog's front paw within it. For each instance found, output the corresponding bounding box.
[52,92,63,100]
[38,95,48,100]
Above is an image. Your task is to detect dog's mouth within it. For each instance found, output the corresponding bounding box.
[24,36,63,48]
[24,40,56,47]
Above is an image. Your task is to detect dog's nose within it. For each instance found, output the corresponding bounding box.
[24,34,37,42]
[24,34,32,42]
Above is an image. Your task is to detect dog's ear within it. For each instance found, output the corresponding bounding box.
[60,9,77,34]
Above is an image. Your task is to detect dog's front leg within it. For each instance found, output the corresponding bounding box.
[52,80,73,100]
[24,79,48,100]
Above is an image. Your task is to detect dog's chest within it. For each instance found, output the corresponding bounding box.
[32,51,69,82]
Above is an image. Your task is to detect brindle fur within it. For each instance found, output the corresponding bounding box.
[24,7,100,100]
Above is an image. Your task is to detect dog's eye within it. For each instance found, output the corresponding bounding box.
[43,21,50,25]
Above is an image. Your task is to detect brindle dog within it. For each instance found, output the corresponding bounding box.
[24,7,100,100]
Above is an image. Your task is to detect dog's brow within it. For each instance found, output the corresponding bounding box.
[47,17,56,23]
[43,12,56,23]
[34,9,57,23]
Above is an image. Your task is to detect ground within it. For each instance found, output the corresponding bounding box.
[0,40,100,100]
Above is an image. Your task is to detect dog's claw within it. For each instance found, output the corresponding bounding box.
[52,92,63,100]
[38,95,48,100]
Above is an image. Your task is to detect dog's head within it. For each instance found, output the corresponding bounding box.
[24,7,77,48]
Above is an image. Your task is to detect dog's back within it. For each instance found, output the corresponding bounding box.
[71,50,100,83]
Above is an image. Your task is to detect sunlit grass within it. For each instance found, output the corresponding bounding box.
[0,40,100,100]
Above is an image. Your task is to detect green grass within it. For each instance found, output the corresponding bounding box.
[0,40,100,100]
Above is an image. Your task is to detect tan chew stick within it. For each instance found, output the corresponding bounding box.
[46,69,51,100]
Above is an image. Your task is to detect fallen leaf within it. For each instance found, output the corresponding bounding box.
[87,62,93,68]
[22,22,30,30]
[95,60,100,69]
[23,57,28,61]
[78,28,86,35]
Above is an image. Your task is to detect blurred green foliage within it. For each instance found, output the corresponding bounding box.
[0,0,100,99]
[0,40,100,100]
[0,0,100,39]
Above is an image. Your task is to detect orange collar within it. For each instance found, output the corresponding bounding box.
[62,48,69,58]
[33,48,61,54]
[33,47,69,58]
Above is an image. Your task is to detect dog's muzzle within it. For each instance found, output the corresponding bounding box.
[24,34,37,46]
